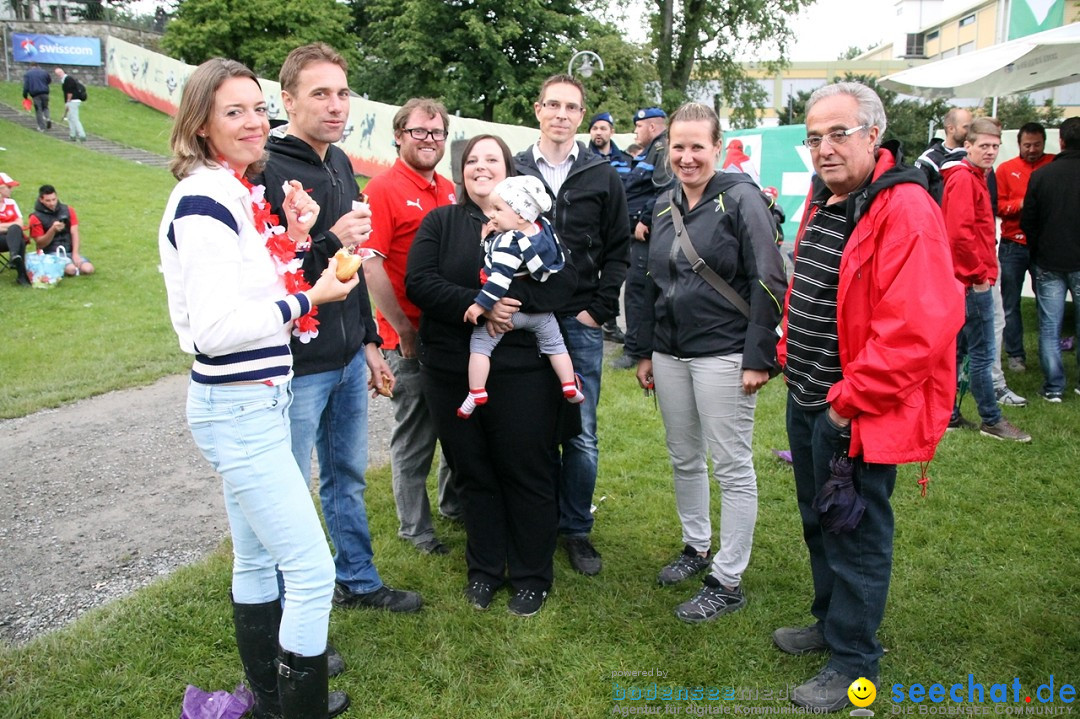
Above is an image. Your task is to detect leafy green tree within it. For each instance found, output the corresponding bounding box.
[161,0,358,79]
[979,95,1064,129]
[649,0,816,121]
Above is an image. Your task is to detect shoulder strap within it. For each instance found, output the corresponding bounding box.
[667,189,751,319]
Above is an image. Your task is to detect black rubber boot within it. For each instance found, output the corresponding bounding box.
[277,648,350,718]
[232,599,283,719]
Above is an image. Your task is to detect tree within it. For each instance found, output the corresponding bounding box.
[779,74,950,162]
[648,0,816,121]
[161,0,358,79]
[979,95,1064,129]
[839,46,864,60]
[347,0,656,126]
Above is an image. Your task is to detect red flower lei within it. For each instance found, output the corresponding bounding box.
[223,160,320,343]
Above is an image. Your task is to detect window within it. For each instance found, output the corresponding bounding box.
[959,13,976,27]
[905,33,926,58]
[926,30,940,41]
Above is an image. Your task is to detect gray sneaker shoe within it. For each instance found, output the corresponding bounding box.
[674,575,745,623]
[792,668,874,712]
[657,545,711,585]
[1007,356,1027,372]
[772,624,828,655]
[979,418,1031,443]
[996,386,1028,407]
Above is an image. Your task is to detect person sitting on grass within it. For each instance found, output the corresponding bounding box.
[458,175,584,418]
[28,184,94,276]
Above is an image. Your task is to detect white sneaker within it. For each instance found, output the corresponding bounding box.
[996,387,1027,407]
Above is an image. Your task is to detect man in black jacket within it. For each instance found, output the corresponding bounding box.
[1021,116,1080,402]
[260,44,422,617]
[21,62,51,132]
[514,74,630,576]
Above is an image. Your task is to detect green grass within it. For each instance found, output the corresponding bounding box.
[0,116,187,418]
[2,95,1079,717]
[1,80,175,156]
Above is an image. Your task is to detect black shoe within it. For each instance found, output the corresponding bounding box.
[563,535,602,575]
[463,580,498,610]
[674,575,746,623]
[326,642,346,678]
[46,119,52,129]
[333,583,423,613]
[946,413,977,431]
[278,648,350,718]
[657,545,711,586]
[610,353,637,370]
[508,587,548,617]
[415,537,450,555]
[602,321,625,344]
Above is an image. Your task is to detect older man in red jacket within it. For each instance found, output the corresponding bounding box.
[778,82,963,712]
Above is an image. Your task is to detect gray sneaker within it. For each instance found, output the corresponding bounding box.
[657,545,711,585]
[996,386,1028,407]
[792,668,875,712]
[772,624,828,655]
[1007,356,1027,372]
[979,418,1031,443]
[674,575,745,623]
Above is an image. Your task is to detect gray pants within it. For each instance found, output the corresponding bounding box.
[386,352,461,543]
[652,352,758,588]
[32,94,50,131]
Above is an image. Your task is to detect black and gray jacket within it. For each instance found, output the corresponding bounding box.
[638,171,787,370]
[257,130,381,377]
[514,143,630,324]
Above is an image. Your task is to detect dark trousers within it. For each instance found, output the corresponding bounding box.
[5,225,27,280]
[421,363,561,591]
[32,93,50,131]
[998,239,1031,361]
[622,239,649,360]
[786,395,896,678]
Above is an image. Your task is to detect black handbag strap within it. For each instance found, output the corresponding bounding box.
[667,190,751,319]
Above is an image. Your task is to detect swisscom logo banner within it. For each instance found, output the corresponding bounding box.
[13,34,102,66]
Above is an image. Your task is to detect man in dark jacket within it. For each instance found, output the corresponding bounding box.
[1021,116,1080,402]
[259,44,422,618]
[514,74,630,576]
[587,111,630,344]
[615,107,677,368]
[915,106,971,204]
[21,62,51,132]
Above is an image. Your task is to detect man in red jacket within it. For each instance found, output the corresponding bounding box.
[995,122,1054,373]
[941,118,1030,442]
[778,82,963,712]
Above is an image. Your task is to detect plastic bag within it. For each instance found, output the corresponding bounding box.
[179,684,253,719]
[25,248,68,289]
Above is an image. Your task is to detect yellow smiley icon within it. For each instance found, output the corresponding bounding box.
[848,677,876,707]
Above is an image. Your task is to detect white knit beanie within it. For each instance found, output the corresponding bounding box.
[494,176,551,223]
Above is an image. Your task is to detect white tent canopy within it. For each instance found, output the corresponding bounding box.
[879,22,1080,99]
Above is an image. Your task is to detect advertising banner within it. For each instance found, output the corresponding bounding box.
[722,125,811,245]
[13,33,102,66]
[1008,0,1066,40]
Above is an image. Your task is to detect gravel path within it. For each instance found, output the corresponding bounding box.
[0,374,393,647]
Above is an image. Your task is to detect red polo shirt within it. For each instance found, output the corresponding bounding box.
[995,152,1054,245]
[363,159,455,349]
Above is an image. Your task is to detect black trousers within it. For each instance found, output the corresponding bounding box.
[5,225,27,279]
[421,363,561,591]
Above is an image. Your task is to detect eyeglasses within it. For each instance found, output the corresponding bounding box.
[403,127,448,142]
[802,125,867,150]
[540,100,584,115]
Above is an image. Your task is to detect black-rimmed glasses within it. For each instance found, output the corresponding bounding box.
[403,127,448,141]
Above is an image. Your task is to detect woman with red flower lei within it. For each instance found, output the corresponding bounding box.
[158,58,356,719]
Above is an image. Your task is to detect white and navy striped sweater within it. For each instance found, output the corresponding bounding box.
[158,164,310,385]
[474,218,566,311]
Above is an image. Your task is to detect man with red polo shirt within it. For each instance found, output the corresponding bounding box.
[995,122,1054,373]
[363,98,459,555]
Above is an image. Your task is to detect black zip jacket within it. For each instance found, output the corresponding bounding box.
[640,171,787,370]
[514,143,629,324]
[406,201,578,376]
[257,131,381,377]
[1022,149,1080,273]
[31,199,73,254]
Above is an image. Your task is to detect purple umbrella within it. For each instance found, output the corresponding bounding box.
[811,433,866,534]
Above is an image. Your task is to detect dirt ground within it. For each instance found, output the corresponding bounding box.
[0,374,393,647]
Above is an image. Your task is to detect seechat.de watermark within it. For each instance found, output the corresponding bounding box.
[890,676,1075,714]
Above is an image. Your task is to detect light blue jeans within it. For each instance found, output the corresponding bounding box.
[653,353,758,588]
[557,316,604,536]
[289,350,381,594]
[65,99,85,140]
[186,381,334,656]
[1033,265,1080,396]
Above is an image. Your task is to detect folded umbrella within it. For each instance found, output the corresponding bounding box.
[811,430,866,534]
[180,684,253,719]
